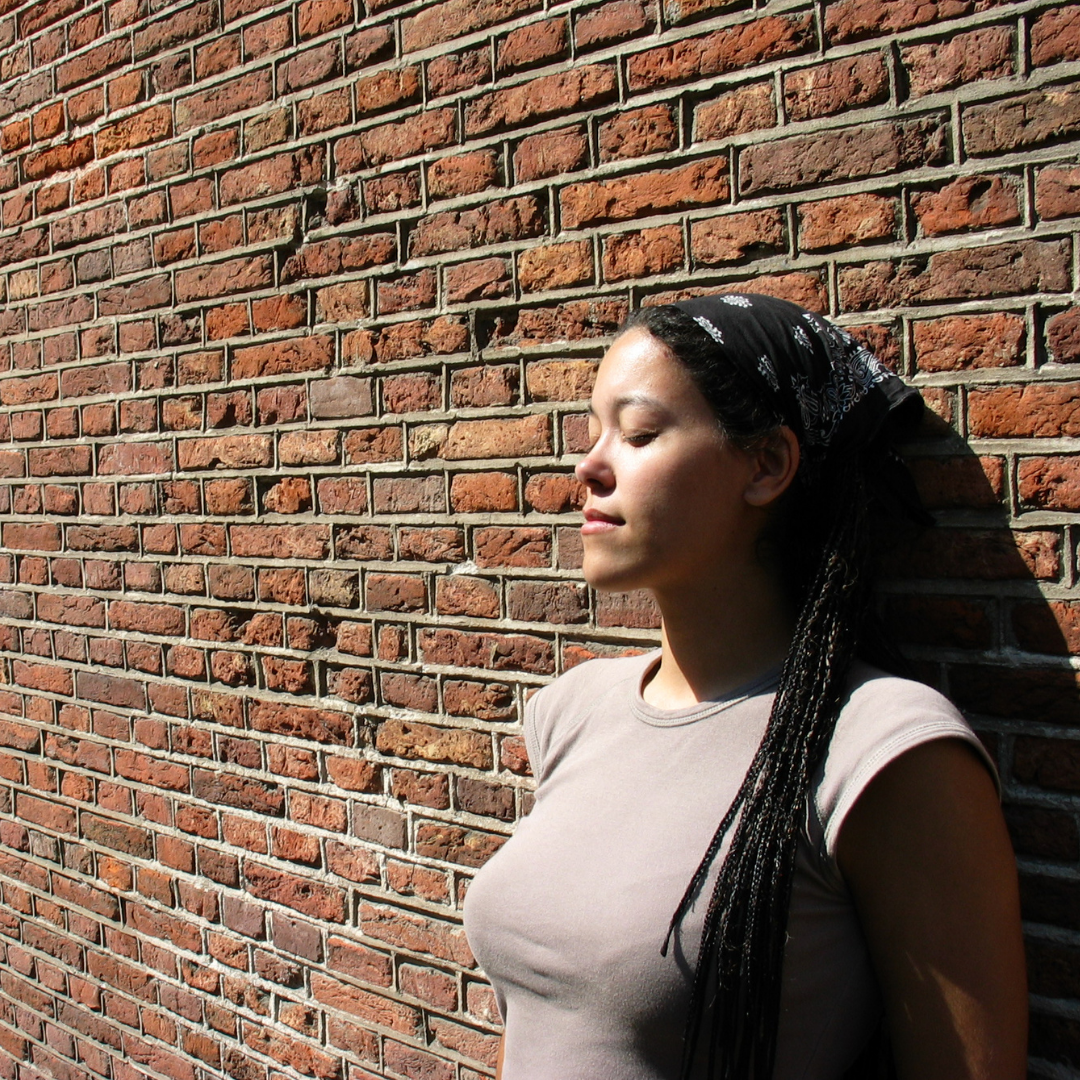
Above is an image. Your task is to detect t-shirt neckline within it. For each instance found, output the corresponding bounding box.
[629,650,781,728]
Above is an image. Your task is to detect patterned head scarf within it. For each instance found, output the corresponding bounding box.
[671,293,923,464]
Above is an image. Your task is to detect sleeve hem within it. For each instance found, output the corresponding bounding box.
[821,723,999,863]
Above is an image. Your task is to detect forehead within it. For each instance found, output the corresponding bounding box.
[592,328,706,410]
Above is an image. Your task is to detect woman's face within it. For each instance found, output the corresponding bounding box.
[575,328,765,597]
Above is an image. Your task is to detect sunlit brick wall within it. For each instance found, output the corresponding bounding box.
[0,0,1079,1076]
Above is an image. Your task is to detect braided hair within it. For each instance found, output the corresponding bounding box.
[621,304,910,1079]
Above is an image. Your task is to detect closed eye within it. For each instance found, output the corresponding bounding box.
[623,431,657,446]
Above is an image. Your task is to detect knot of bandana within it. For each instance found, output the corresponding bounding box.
[671,293,922,462]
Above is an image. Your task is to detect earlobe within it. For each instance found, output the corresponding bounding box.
[744,427,800,507]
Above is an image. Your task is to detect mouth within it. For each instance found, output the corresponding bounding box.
[581,508,624,535]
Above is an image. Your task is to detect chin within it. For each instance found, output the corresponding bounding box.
[581,556,647,594]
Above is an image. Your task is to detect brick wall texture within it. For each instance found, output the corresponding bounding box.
[0,0,1078,1075]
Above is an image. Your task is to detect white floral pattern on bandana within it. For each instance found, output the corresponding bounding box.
[682,293,896,453]
[791,312,892,448]
[757,354,779,392]
[691,315,724,344]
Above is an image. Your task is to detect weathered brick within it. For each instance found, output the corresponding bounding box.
[337,109,456,170]
[913,313,1024,372]
[691,209,785,266]
[798,194,897,251]
[964,87,1080,157]
[783,52,888,121]
[906,26,1014,100]
[628,14,813,90]
[403,0,541,52]
[839,240,1070,309]
[514,126,588,182]
[741,117,947,195]
[912,175,1020,237]
[429,151,499,199]
[410,196,544,258]
[561,159,728,227]
[1032,6,1080,66]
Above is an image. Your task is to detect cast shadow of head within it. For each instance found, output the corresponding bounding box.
[880,401,1077,1074]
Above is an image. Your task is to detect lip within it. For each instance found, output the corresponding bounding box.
[581,508,624,535]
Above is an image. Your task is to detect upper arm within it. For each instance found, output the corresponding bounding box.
[836,738,1027,1080]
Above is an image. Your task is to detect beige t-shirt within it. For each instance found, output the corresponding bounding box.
[463,651,994,1080]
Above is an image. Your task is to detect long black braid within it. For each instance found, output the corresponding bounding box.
[622,305,899,1079]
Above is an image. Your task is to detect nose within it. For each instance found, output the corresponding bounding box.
[575,440,614,492]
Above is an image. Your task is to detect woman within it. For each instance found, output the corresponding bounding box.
[463,295,1027,1079]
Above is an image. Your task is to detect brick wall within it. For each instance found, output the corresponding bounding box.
[0,0,1077,1076]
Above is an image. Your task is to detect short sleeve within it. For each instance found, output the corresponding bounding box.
[811,667,998,876]
[523,688,546,778]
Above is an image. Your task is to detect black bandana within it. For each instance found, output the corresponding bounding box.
[671,293,923,463]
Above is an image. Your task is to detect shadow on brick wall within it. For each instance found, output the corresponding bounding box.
[885,408,1078,1074]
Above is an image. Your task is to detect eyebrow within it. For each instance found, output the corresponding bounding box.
[588,392,666,416]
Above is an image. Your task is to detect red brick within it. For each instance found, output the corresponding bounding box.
[597,590,662,628]
[912,175,1020,236]
[909,455,1005,510]
[519,241,592,292]
[1032,6,1080,66]
[429,151,499,199]
[514,126,588,182]
[233,336,333,380]
[913,313,1024,372]
[525,360,596,401]
[1036,165,1080,222]
[195,34,241,79]
[970,383,1080,439]
[436,576,501,619]
[355,66,421,117]
[741,117,946,195]
[798,193,896,251]
[1018,457,1080,512]
[446,258,513,303]
[902,26,1013,98]
[466,64,616,135]
[231,524,329,559]
[496,17,567,71]
[826,0,978,43]
[175,256,273,303]
[57,38,130,91]
[402,0,541,52]
[298,0,352,38]
[524,472,586,512]
[691,209,785,266]
[964,87,1080,157]
[576,1,649,50]
[345,25,393,69]
[410,196,544,258]
[628,14,813,90]
[598,105,676,164]
[1048,308,1080,364]
[428,47,491,97]
[24,136,94,181]
[839,240,1069,309]
[562,158,728,227]
[475,526,551,568]
[784,53,888,121]
[97,105,172,157]
[175,70,273,133]
[337,109,456,170]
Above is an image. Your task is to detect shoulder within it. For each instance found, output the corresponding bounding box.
[524,651,656,777]
[814,663,997,860]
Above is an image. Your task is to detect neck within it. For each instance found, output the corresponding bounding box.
[643,567,793,710]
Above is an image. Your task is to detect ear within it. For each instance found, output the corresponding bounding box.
[743,426,800,508]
